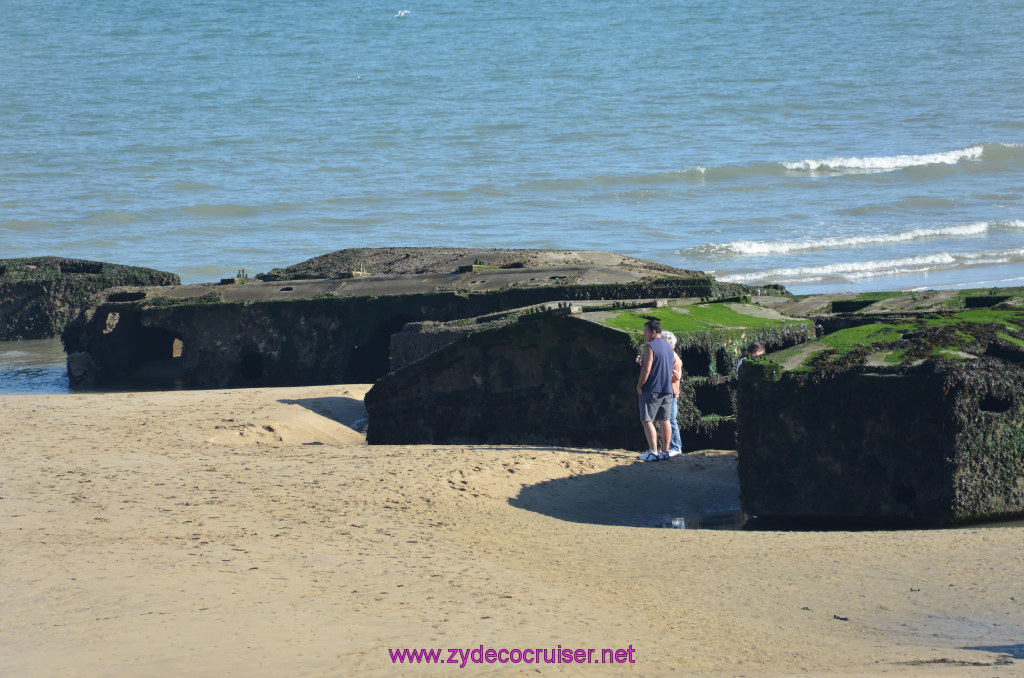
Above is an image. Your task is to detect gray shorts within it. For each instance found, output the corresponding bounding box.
[639,392,672,422]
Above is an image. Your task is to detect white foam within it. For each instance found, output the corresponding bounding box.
[685,221,996,257]
[715,248,1024,285]
[783,144,985,174]
[909,274,1024,291]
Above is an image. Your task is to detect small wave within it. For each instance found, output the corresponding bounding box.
[715,248,1024,286]
[782,144,985,174]
[1,219,53,232]
[781,143,1024,175]
[908,273,1024,291]
[666,163,780,183]
[172,181,220,191]
[82,211,144,225]
[526,144,1021,190]
[682,221,1009,257]
[666,143,1023,184]
[181,203,271,218]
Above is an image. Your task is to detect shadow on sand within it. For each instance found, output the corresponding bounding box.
[960,644,1024,660]
[278,396,367,432]
[509,451,744,529]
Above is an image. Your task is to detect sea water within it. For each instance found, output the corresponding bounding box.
[0,338,69,394]
[2,0,1023,390]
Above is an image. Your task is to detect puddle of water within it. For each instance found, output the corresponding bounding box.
[0,338,70,395]
[655,510,748,530]
[656,512,1024,531]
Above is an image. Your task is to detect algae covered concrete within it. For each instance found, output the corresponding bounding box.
[581,300,815,451]
[62,254,776,389]
[0,257,178,341]
[367,299,813,450]
[255,246,719,281]
[736,308,1024,523]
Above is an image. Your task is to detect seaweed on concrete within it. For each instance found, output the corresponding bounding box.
[0,257,179,340]
[773,309,1024,378]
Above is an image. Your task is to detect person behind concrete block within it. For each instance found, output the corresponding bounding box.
[660,330,684,456]
[735,340,766,376]
[636,318,673,461]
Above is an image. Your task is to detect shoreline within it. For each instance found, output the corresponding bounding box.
[3,385,1022,675]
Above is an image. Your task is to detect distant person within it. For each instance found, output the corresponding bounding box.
[735,341,766,375]
[661,331,684,457]
[636,319,673,461]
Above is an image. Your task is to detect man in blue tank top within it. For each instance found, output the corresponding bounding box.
[636,318,674,461]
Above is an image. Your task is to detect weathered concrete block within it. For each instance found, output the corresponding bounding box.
[62,261,771,389]
[0,257,178,340]
[366,312,640,448]
[368,300,814,450]
[737,311,1024,523]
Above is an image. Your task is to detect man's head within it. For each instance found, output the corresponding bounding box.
[643,319,662,341]
[748,341,765,357]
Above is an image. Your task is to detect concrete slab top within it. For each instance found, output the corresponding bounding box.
[115,264,676,306]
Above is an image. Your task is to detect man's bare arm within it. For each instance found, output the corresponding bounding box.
[636,345,653,394]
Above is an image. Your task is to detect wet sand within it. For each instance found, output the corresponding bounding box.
[2,386,1023,676]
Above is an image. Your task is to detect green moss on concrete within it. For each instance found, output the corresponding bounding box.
[775,309,1024,373]
[142,291,222,309]
[942,287,1024,310]
[0,256,179,340]
[998,331,1024,348]
[950,309,1024,329]
[850,291,906,302]
[596,302,814,378]
[829,291,906,312]
[599,302,798,335]
[737,357,782,382]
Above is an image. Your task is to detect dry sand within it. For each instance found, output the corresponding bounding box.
[2,385,1022,677]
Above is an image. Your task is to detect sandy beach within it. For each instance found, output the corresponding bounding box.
[2,385,1023,676]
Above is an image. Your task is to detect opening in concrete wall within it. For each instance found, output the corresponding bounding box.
[693,379,734,416]
[980,393,1014,414]
[238,349,265,381]
[678,347,712,377]
[138,327,182,362]
[965,295,1012,308]
[830,299,876,313]
[715,347,733,376]
[108,291,147,302]
[132,327,186,386]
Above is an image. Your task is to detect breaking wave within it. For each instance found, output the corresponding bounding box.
[672,143,1023,183]
[714,248,1024,286]
[781,145,987,174]
[522,143,1023,191]
[682,220,1024,257]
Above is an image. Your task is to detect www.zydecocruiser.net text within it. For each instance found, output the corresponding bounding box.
[389,645,637,667]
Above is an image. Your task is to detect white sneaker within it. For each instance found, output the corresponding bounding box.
[637,450,660,462]
[667,449,682,457]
